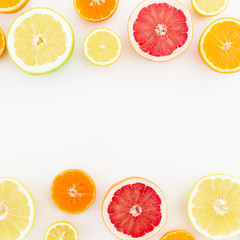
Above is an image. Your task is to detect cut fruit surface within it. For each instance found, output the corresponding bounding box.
[83,28,122,66]
[7,8,74,75]
[128,0,193,62]
[0,178,35,240]
[0,28,6,57]
[102,177,167,240]
[191,0,229,16]
[74,0,118,22]
[199,18,240,73]
[51,169,96,214]
[0,0,29,13]
[188,174,240,240]
[160,230,196,240]
[44,221,78,240]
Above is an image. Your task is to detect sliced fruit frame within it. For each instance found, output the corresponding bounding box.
[7,8,74,75]
[128,0,193,62]
[102,177,167,240]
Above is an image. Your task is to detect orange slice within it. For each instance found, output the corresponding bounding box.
[0,0,29,13]
[51,169,96,214]
[74,0,118,22]
[161,230,197,240]
[199,18,240,73]
[0,28,6,57]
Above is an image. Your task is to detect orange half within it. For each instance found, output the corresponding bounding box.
[161,230,197,240]
[199,18,240,73]
[74,0,118,22]
[0,0,30,13]
[0,28,5,57]
[51,169,96,214]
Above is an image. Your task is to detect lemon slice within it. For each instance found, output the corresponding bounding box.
[83,28,122,66]
[188,174,240,240]
[0,178,35,240]
[191,0,229,16]
[44,222,78,240]
[7,8,74,75]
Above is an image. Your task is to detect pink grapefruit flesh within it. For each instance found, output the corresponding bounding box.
[128,0,193,61]
[102,177,167,240]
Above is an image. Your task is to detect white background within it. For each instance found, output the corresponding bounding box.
[0,0,240,240]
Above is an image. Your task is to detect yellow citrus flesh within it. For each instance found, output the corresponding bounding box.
[14,14,66,66]
[0,178,35,240]
[7,8,74,75]
[84,28,122,66]
[191,0,229,16]
[188,174,240,240]
[0,0,29,13]
[44,222,78,240]
[199,18,240,73]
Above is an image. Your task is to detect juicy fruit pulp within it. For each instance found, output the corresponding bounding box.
[0,28,5,57]
[0,178,35,240]
[45,222,78,240]
[102,177,167,240]
[191,0,229,16]
[188,175,240,239]
[74,0,118,22]
[128,0,193,61]
[84,28,122,66]
[7,8,74,74]
[160,230,196,240]
[199,18,240,73]
[0,0,29,13]
[51,169,96,214]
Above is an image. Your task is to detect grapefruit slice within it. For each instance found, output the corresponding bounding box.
[102,177,167,240]
[0,178,35,240]
[188,174,240,240]
[7,8,74,75]
[128,0,193,61]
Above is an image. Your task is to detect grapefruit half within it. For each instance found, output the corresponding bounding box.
[102,177,167,240]
[128,0,193,61]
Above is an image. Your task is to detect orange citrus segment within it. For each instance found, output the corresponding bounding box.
[199,18,240,73]
[74,0,118,22]
[161,230,196,240]
[0,0,29,13]
[0,28,5,57]
[51,169,96,214]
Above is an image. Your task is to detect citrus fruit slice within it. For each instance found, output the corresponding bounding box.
[191,0,229,16]
[0,0,29,13]
[160,230,196,240]
[188,174,240,240]
[74,0,118,22]
[128,0,193,62]
[0,178,35,240]
[51,169,96,214]
[83,28,122,66]
[0,28,6,57]
[199,18,240,73]
[7,8,74,75]
[44,221,78,240]
[102,177,167,240]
